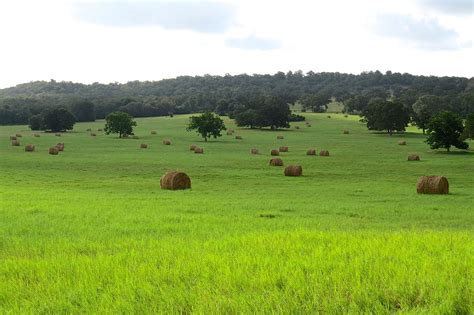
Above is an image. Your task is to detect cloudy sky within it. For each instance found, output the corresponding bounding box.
[0,0,472,88]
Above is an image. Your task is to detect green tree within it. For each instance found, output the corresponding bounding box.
[28,114,43,130]
[361,100,410,135]
[42,108,76,132]
[462,113,474,141]
[104,111,137,138]
[70,99,96,122]
[426,111,468,152]
[187,112,226,141]
[412,95,443,134]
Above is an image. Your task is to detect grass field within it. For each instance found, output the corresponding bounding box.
[1,113,473,313]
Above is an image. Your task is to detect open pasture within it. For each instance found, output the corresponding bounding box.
[0,113,473,313]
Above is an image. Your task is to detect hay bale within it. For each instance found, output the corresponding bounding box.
[49,147,59,155]
[160,172,191,190]
[11,140,20,146]
[269,158,283,166]
[343,130,349,134]
[295,126,300,129]
[163,139,171,145]
[86,128,92,132]
[9,136,17,140]
[228,129,234,133]
[194,147,204,154]
[250,148,259,154]
[15,134,22,137]
[235,135,242,140]
[277,135,284,139]
[226,131,233,135]
[190,144,197,151]
[408,154,420,161]
[307,124,312,127]
[416,176,449,194]
[98,128,103,132]
[398,141,406,145]
[307,149,316,155]
[284,165,302,176]
[55,133,61,137]
[271,149,279,156]
[56,143,64,151]
[344,114,348,118]
[151,130,157,135]
[90,133,96,137]
[140,143,148,149]
[25,144,35,152]
[279,146,288,152]
[327,115,331,118]
[319,150,329,156]
[34,134,40,137]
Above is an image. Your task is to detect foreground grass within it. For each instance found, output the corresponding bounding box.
[1,113,473,313]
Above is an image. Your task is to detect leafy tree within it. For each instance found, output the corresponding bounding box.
[299,93,330,113]
[361,100,410,135]
[42,108,76,132]
[426,111,468,152]
[462,113,474,141]
[412,95,443,134]
[104,111,137,138]
[28,114,43,130]
[235,109,259,129]
[70,99,96,122]
[186,112,226,141]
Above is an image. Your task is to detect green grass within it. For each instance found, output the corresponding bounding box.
[1,113,473,313]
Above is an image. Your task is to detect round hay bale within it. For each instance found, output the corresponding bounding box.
[160,172,191,190]
[235,135,242,140]
[226,131,233,135]
[140,143,148,149]
[56,143,64,151]
[416,176,448,194]
[320,150,329,156]
[9,136,17,140]
[163,139,171,145]
[307,149,316,155]
[151,130,157,135]
[194,147,204,154]
[327,115,331,118]
[343,130,349,134]
[90,133,96,137]
[344,114,348,118]
[25,144,35,152]
[269,158,283,166]
[271,149,279,156]
[55,133,61,137]
[15,134,22,137]
[86,128,92,132]
[190,144,197,151]
[307,124,312,127]
[34,133,40,137]
[11,140,20,146]
[98,128,103,132]
[398,141,406,145]
[408,154,420,161]
[49,147,59,155]
[295,126,300,129]
[250,148,259,154]
[277,135,284,139]
[279,146,288,152]
[284,165,302,176]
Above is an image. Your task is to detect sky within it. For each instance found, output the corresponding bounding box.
[0,0,472,88]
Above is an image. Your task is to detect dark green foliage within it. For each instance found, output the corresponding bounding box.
[186,112,226,142]
[426,111,469,152]
[412,95,444,134]
[70,99,96,122]
[462,113,474,141]
[104,111,137,138]
[234,95,291,129]
[299,93,331,112]
[362,100,410,135]
[28,114,43,130]
[289,114,305,122]
[42,108,76,132]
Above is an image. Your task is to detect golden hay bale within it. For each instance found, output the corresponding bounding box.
[416,176,448,194]
[319,150,329,156]
[190,144,197,151]
[343,130,349,134]
[55,133,61,137]
[277,135,284,139]
[269,158,283,166]
[140,143,148,149]
[25,144,35,152]
[56,143,64,151]
[11,140,20,146]
[9,136,17,140]
[307,149,316,155]
[49,147,59,155]
[271,149,279,156]
[284,165,302,176]
[250,148,259,154]
[16,133,22,137]
[408,154,420,161]
[398,141,406,145]
[90,133,96,137]
[235,135,242,140]
[34,133,40,137]
[163,139,171,145]
[160,171,191,190]
[279,146,288,152]
[151,130,157,135]
[194,147,204,154]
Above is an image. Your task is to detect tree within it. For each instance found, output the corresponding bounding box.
[28,114,43,130]
[412,95,443,134]
[462,113,474,141]
[104,111,137,138]
[42,108,76,132]
[426,111,468,152]
[299,93,331,113]
[186,112,226,141]
[361,100,410,135]
[70,99,96,122]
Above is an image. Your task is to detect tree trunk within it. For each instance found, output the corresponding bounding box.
[422,128,425,134]
[204,136,207,142]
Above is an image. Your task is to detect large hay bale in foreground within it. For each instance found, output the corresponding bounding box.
[398,141,406,145]
[408,154,420,161]
[140,143,148,149]
[235,135,242,140]
[279,146,288,152]
[34,134,40,137]
[11,140,20,146]
[10,136,17,141]
[284,165,302,176]
[151,130,157,135]
[160,172,191,190]
[307,149,316,155]
[271,149,279,156]
[194,147,204,154]
[269,158,283,166]
[343,130,349,134]
[25,144,35,152]
[250,148,259,154]
[49,147,59,155]
[163,139,171,145]
[320,150,329,156]
[190,144,197,151]
[277,135,284,139]
[416,176,448,194]
[56,143,64,151]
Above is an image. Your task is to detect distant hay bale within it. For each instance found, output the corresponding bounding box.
[344,114,348,118]
[305,122,310,125]
[98,128,103,132]
[86,128,92,132]
[151,130,157,135]
[160,171,191,190]
[56,143,64,151]
[398,141,406,145]
[25,144,35,152]
[319,150,329,156]
[190,144,197,151]
[408,154,420,161]
[271,149,279,156]
[307,149,316,155]
[11,140,20,146]
[416,176,449,194]
[295,126,300,129]
[16,134,22,137]
[306,124,312,127]
[279,146,288,152]
[228,129,234,133]
[250,148,259,154]
[34,133,40,137]
[277,135,284,139]
[140,143,148,149]
[163,139,171,145]
[284,165,302,176]
[194,147,204,154]
[269,158,283,166]
[343,130,349,134]
[226,131,233,135]
[9,136,17,140]
[327,115,331,118]
[90,133,96,137]
[55,133,61,137]
[235,135,242,140]
[49,147,59,155]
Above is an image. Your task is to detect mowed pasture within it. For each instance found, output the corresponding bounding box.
[0,113,473,313]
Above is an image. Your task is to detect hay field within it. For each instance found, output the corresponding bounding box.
[1,113,473,313]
